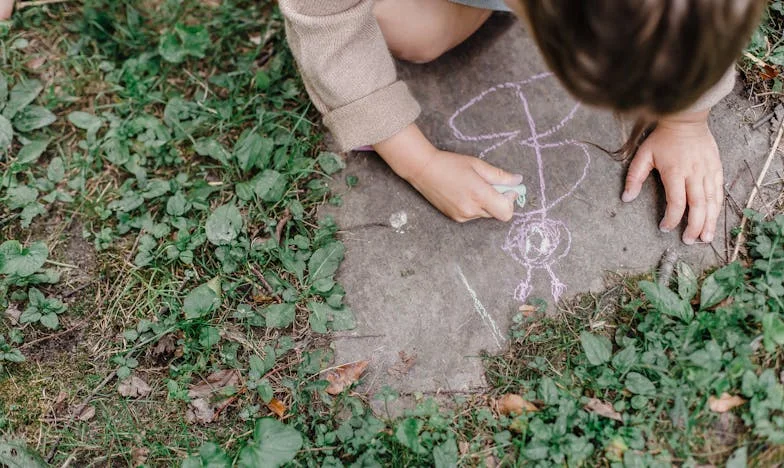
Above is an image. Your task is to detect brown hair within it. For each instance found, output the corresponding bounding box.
[518,0,765,157]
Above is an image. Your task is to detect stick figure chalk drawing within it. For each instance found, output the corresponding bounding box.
[449,73,591,303]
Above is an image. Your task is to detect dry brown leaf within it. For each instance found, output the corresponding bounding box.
[325,360,369,395]
[186,397,215,424]
[584,398,622,422]
[131,447,149,466]
[72,404,95,422]
[267,398,287,418]
[496,394,539,416]
[709,393,746,413]
[152,334,178,357]
[387,351,417,377]
[249,35,262,45]
[518,304,537,317]
[485,455,498,468]
[25,56,46,70]
[4,304,21,324]
[458,440,469,456]
[118,375,152,398]
[252,293,274,304]
[188,369,240,399]
[51,391,68,416]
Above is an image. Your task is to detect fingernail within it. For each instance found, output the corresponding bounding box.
[511,174,523,185]
[621,191,635,203]
[659,223,670,233]
[682,235,695,245]
[702,232,714,243]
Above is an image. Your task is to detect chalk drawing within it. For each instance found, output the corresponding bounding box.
[456,264,505,350]
[449,73,591,303]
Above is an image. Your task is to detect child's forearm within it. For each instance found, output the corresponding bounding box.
[373,123,437,183]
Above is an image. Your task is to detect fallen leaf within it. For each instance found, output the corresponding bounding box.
[387,351,417,377]
[709,393,746,413]
[518,304,537,317]
[249,35,262,45]
[131,447,149,466]
[52,391,68,416]
[4,304,21,324]
[188,369,240,399]
[458,440,469,456]
[25,56,46,70]
[324,360,369,395]
[496,394,538,416]
[152,334,177,357]
[72,404,95,422]
[485,455,498,468]
[118,375,152,398]
[186,397,215,424]
[584,398,622,421]
[266,398,286,418]
[252,293,274,304]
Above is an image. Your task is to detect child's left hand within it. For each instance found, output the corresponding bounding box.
[621,110,723,245]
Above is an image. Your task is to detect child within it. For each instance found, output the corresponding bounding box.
[0,1,11,20]
[279,0,764,245]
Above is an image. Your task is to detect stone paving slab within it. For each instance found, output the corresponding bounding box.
[322,15,782,396]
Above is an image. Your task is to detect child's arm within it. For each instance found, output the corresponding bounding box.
[280,0,518,222]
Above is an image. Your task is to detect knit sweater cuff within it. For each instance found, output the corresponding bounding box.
[323,81,422,152]
[684,68,736,113]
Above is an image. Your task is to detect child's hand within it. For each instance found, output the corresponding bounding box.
[374,123,521,222]
[622,111,723,244]
[408,150,522,222]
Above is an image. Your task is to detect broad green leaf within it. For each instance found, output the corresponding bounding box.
[236,418,303,468]
[199,326,220,347]
[395,418,427,455]
[625,372,655,395]
[308,241,345,283]
[20,203,46,229]
[205,204,243,246]
[0,114,13,150]
[0,240,48,277]
[15,140,48,164]
[67,111,102,130]
[194,138,230,164]
[639,281,693,322]
[166,191,191,217]
[307,301,329,334]
[47,157,65,183]
[700,262,743,309]
[182,442,231,468]
[158,24,210,64]
[12,105,55,132]
[726,446,747,468]
[253,170,287,203]
[107,192,144,213]
[433,438,458,468]
[39,313,59,330]
[19,307,41,324]
[763,313,784,352]
[676,262,697,301]
[263,303,295,328]
[5,186,38,209]
[0,440,47,468]
[611,346,638,372]
[316,151,345,175]
[3,79,43,119]
[580,331,611,365]
[183,281,221,319]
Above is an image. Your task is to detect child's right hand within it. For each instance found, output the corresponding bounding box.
[374,124,521,223]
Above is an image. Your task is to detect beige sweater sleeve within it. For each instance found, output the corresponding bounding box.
[685,67,736,113]
[279,0,421,151]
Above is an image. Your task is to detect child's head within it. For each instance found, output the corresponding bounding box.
[513,0,765,117]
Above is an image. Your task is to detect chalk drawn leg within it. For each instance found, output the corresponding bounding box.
[513,268,533,303]
[546,265,566,302]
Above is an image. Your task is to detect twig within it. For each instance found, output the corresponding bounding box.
[44,259,78,269]
[17,0,73,8]
[20,320,85,349]
[657,248,679,286]
[275,209,291,245]
[731,116,784,262]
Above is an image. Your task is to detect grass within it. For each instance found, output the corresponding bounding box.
[0,1,784,467]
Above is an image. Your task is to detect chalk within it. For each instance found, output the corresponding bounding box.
[493,183,527,208]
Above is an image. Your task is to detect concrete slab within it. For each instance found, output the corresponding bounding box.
[321,15,782,396]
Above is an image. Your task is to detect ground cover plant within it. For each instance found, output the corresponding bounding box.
[1,0,784,467]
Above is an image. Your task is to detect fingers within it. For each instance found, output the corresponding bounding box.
[476,184,515,222]
[472,159,523,186]
[622,148,654,202]
[659,171,687,233]
[682,176,707,245]
[701,172,723,243]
